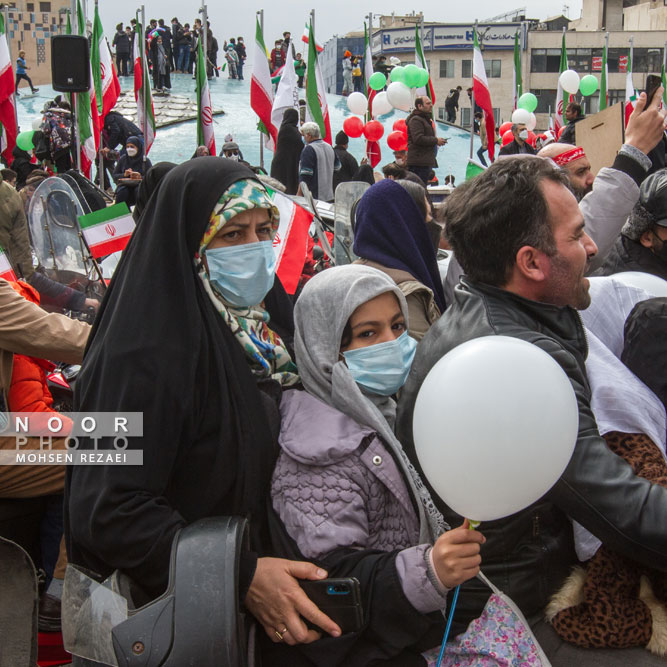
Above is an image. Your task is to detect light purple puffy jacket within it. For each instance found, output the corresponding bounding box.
[271,389,449,613]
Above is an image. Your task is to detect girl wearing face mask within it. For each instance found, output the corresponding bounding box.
[112,136,152,207]
[68,159,343,665]
[267,265,485,666]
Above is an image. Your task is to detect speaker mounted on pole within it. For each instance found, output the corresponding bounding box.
[51,35,90,93]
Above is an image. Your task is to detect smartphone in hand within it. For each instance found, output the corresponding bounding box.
[299,577,364,635]
[644,74,662,109]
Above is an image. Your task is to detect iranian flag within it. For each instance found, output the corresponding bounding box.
[91,5,120,122]
[625,48,636,126]
[599,40,608,111]
[364,23,380,167]
[0,13,17,165]
[414,24,435,102]
[268,189,313,294]
[513,31,522,109]
[251,17,277,151]
[79,202,135,258]
[196,39,215,155]
[554,32,568,134]
[0,248,16,281]
[305,20,331,144]
[133,18,155,153]
[75,0,99,178]
[301,23,323,53]
[472,28,495,161]
[271,46,298,134]
[662,60,667,107]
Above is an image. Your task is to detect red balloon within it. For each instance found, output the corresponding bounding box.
[387,130,407,151]
[392,118,407,135]
[501,130,514,146]
[343,116,364,139]
[526,130,537,147]
[499,121,512,136]
[363,120,384,142]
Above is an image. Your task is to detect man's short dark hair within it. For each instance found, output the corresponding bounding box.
[415,96,426,109]
[444,157,570,286]
[382,163,407,179]
[566,102,582,116]
[1,168,17,183]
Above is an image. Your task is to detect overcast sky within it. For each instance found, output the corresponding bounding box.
[97,1,583,56]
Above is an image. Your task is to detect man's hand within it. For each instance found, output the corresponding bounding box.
[245,557,342,645]
[360,156,368,165]
[431,519,485,589]
[625,88,667,155]
[437,137,447,146]
[124,169,132,178]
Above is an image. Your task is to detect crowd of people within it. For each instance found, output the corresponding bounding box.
[110,17,246,84]
[2,41,667,666]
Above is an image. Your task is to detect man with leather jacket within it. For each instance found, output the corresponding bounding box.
[397,156,667,663]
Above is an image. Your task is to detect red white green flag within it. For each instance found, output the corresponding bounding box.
[554,33,567,134]
[0,247,16,281]
[305,20,331,144]
[251,17,277,151]
[625,48,636,126]
[92,5,120,122]
[301,23,323,53]
[0,13,17,165]
[267,189,313,294]
[472,28,495,161]
[78,202,135,258]
[363,22,380,166]
[75,0,99,178]
[133,17,155,153]
[196,39,215,155]
[415,24,435,102]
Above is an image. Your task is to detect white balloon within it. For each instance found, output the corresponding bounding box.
[346,92,368,116]
[386,81,412,113]
[559,69,580,94]
[413,336,578,522]
[511,108,530,125]
[607,271,667,297]
[372,92,393,117]
[526,112,537,131]
[31,117,42,131]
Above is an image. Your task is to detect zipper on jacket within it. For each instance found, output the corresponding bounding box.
[575,310,589,358]
[532,513,540,538]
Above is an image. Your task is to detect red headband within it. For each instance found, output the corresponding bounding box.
[552,146,586,166]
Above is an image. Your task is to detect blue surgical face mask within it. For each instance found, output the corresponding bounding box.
[205,240,276,307]
[343,331,417,396]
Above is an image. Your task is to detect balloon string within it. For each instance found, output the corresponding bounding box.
[436,584,460,667]
[436,520,478,667]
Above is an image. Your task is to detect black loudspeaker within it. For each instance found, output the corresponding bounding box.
[51,35,90,92]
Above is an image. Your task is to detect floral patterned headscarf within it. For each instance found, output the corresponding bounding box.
[196,179,298,386]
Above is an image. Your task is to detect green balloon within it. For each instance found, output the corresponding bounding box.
[518,92,538,113]
[390,65,406,83]
[16,130,34,152]
[415,68,430,87]
[369,71,387,91]
[579,74,599,96]
[404,63,421,88]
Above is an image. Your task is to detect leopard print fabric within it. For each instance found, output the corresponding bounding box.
[549,432,667,650]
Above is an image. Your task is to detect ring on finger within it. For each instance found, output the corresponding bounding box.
[274,626,288,642]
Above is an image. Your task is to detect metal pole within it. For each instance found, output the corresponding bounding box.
[199,4,207,77]
[72,0,81,172]
[469,21,477,160]
[310,8,315,37]
[141,5,147,169]
[258,9,264,169]
[95,0,105,190]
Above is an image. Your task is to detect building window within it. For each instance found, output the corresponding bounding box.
[631,47,663,73]
[607,89,626,106]
[437,107,447,121]
[461,107,471,127]
[439,59,454,78]
[568,48,591,72]
[484,59,501,78]
[462,59,471,78]
[530,48,561,73]
[533,89,557,114]
[26,2,34,9]
[39,1,50,10]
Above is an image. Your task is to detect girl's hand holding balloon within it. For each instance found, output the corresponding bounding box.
[431,519,486,590]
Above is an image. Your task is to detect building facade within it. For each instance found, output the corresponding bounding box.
[3,0,70,87]
[320,33,364,95]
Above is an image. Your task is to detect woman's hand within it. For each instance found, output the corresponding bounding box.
[245,557,342,645]
[431,519,485,589]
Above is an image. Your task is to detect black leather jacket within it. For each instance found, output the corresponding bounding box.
[595,234,667,282]
[397,278,667,633]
